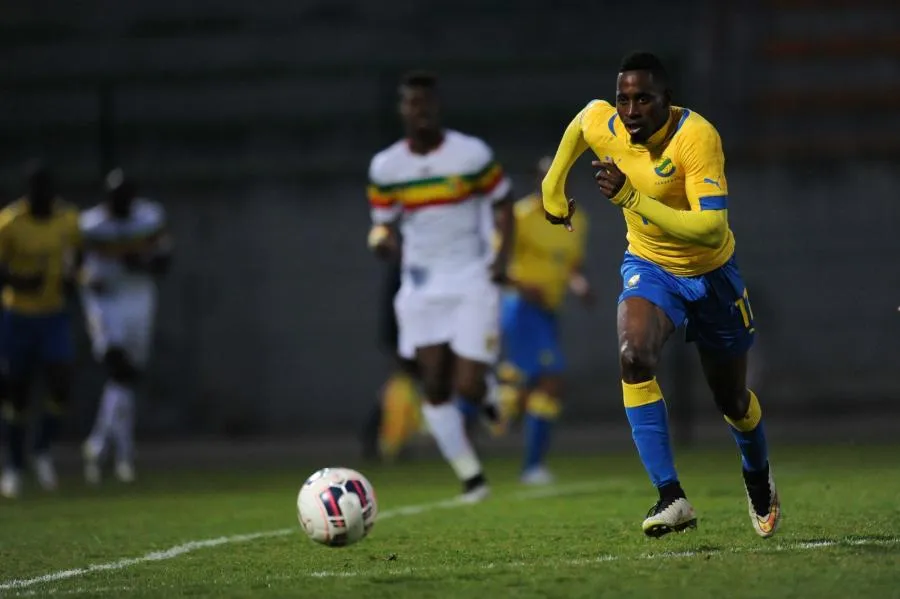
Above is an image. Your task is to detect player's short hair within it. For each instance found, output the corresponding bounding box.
[619,51,669,87]
[399,70,438,91]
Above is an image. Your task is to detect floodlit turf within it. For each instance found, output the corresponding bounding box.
[2,444,900,598]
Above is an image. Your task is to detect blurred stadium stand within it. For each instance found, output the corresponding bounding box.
[0,0,897,441]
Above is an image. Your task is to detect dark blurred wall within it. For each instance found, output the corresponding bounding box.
[0,0,897,436]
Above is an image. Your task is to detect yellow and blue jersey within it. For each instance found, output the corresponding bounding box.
[506,193,588,312]
[572,101,754,354]
[0,198,81,373]
[580,100,732,276]
[0,198,81,315]
[501,194,588,385]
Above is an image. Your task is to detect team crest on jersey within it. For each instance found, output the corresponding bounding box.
[653,157,676,178]
[627,274,641,288]
[485,333,499,352]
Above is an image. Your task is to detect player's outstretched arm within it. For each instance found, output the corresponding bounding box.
[541,110,590,229]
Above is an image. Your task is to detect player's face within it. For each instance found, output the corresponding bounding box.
[399,86,440,136]
[615,71,670,144]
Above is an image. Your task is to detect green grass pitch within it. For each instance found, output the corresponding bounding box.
[1,443,899,598]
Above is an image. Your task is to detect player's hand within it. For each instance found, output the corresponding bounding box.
[544,198,577,232]
[368,225,398,260]
[592,159,628,200]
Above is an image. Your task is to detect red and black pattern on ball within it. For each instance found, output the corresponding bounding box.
[319,486,344,518]
[345,480,370,508]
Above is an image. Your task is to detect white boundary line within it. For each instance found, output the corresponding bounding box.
[305,536,900,579]
[0,480,612,593]
[7,536,899,596]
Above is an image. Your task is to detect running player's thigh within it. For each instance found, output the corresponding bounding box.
[414,343,454,403]
[617,296,675,360]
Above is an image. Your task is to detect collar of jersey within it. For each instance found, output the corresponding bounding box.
[627,110,677,152]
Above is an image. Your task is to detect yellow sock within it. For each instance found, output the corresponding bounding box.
[525,390,562,419]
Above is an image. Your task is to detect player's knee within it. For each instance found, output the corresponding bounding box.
[715,389,750,421]
[619,340,659,382]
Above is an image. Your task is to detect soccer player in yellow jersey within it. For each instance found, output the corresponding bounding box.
[0,163,81,499]
[499,156,592,485]
[542,53,780,538]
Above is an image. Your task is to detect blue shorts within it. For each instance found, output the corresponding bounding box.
[500,292,565,385]
[618,252,755,355]
[1,311,74,378]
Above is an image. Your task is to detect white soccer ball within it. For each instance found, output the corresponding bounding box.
[296,467,378,547]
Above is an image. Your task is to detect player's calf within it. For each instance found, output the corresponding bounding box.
[416,348,488,501]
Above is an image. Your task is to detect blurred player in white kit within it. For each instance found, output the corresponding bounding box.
[79,169,172,484]
[366,71,514,502]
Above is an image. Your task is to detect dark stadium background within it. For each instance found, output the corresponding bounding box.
[1,0,897,453]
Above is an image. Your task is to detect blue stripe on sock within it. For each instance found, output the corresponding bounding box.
[625,400,678,488]
[729,420,769,472]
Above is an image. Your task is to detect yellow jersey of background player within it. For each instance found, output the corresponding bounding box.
[0,163,81,500]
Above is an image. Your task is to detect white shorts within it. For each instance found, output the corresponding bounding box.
[394,274,500,364]
[82,289,156,367]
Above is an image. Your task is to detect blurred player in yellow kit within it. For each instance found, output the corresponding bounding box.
[495,156,593,485]
[0,162,80,499]
[542,52,779,538]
